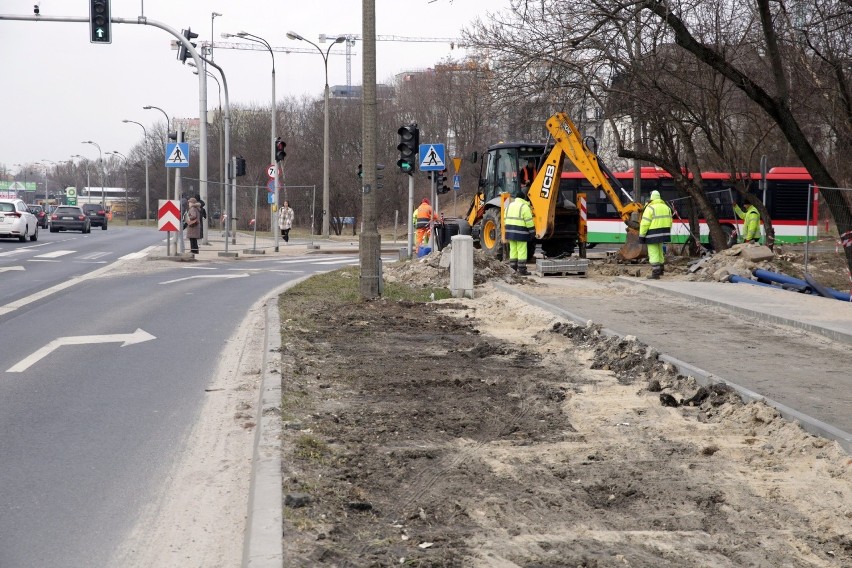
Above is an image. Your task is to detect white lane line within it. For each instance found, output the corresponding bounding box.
[33,250,76,259]
[159,273,250,284]
[79,251,111,260]
[275,256,352,264]
[0,266,25,273]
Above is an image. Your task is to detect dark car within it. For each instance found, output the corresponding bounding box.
[50,205,91,233]
[27,204,49,228]
[82,203,108,230]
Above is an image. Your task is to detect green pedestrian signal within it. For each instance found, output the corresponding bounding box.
[89,0,111,44]
[396,124,419,175]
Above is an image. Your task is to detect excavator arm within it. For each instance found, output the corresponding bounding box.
[526,112,645,259]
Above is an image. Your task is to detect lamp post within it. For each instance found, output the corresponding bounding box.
[71,154,90,202]
[143,105,171,207]
[286,31,345,238]
[40,159,56,204]
[189,61,225,231]
[106,151,129,225]
[82,140,106,207]
[122,120,151,225]
[223,30,279,250]
[210,12,222,61]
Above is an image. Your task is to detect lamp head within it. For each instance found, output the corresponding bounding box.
[212,11,222,17]
[237,31,248,37]
[122,119,129,123]
[143,105,152,109]
[334,36,346,43]
[286,31,302,41]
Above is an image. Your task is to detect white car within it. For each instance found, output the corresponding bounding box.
[0,198,39,242]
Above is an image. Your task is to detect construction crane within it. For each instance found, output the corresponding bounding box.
[318,34,462,96]
[198,40,351,57]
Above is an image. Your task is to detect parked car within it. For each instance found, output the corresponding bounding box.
[50,205,91,233]
[82,203,108,230]
[27,204,49,228]
[0,198,39,242]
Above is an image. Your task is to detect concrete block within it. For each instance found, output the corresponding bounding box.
[741,245,775,262]
[450,235,474,298]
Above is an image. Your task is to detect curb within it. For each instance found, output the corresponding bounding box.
[242,300,284,567]
[494,282,852,454]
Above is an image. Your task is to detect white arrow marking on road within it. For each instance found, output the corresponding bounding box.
[0,266,25,273]
[159,273,250,285]
[7,329,156,373]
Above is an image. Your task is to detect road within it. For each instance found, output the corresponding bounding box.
[0,228,375,568]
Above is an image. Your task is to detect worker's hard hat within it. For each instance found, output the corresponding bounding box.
[650,190,661,201]
[422,198,430,205]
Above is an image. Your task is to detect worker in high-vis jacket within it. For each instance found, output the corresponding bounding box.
[414,198,439,253]
[638,190,673,279]
[733,201,762,244]
[504,190,535,275]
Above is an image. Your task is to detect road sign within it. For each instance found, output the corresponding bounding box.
[453,175,461,190]
[419,143,445,172]
[267,192,275,205]
[157,199,181,231]
[453,157,462,173]
[165,143,190,168]
[267,180,276,193]
[267,164,277,179]
[66,187,77,205]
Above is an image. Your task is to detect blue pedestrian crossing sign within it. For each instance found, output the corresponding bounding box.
[165,143,190,168]
[419,143,445,172]
[453,174,461,190]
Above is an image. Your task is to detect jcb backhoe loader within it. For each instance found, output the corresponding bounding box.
[457,112,645,260]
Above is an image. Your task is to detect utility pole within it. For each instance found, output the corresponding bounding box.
[359,0,381,298]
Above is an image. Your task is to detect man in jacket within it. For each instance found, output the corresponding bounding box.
[504,190,535,275]
[733,201,762,244]
[414,198,439,253]
[639,190,673,279]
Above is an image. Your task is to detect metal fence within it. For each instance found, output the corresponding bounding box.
[806,185,852,290]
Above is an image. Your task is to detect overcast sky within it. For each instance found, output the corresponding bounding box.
[1,0,505,176]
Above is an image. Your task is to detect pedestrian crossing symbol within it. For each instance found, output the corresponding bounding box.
[165,142,190,168]
[418,143,445,171]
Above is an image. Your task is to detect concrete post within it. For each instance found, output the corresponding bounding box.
[450,235,474,299]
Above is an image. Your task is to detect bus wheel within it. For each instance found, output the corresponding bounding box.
[481,209,503,260]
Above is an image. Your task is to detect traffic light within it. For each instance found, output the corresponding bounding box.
[396,124,419,175]
[275,138,287,162]
[235,156,246,177]
[177,28,199,64]
[436,169,450,194]
[89,0,111,44]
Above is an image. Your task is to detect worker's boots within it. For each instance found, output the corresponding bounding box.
[647,264,662,280]
[509,260,518,273]
[517,263,529,276]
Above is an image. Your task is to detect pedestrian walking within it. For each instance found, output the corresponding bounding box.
[504,189,535,275]
[185,197,202,254]
[193,194,207,239]
[734,201,762,244]
[277,200,295,244]
[638,190,673,279]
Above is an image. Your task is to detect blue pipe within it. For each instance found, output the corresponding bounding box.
[752,268,808,288]
[727,275,777,288]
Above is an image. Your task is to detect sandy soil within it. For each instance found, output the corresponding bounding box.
[276,251,851,567]
[108,293,268,568]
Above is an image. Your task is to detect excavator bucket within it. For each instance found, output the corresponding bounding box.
[617,228,647,261]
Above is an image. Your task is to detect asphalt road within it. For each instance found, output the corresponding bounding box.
[0,230,372,568]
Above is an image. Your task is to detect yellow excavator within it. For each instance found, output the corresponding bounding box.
[460,112,645,260]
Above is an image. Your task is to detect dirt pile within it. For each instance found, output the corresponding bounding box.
[384,245,524,288]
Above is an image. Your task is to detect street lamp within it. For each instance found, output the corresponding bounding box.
[122,120,151,225]
[143,105,172,203]
[286,30,345,238]
[106,151,129,226]
[189,61,225,231]
[223,29,279,250]
[40,159,56,204]
[210,12,222,61]
[82,140,106,207]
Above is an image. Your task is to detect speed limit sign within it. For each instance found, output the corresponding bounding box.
[267,164,277,179]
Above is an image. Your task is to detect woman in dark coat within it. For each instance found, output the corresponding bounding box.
[185,197,202,254]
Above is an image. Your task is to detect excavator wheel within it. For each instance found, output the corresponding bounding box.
[617,228,647,261]
[481,208,504,260]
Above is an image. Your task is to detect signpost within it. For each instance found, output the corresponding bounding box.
[65,187,78,206]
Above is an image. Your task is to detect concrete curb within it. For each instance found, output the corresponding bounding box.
[242,300,284,567]
[494,282,852,455]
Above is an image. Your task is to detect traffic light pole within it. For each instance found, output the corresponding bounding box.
[0,13,211,251]
[407,174,414,257]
